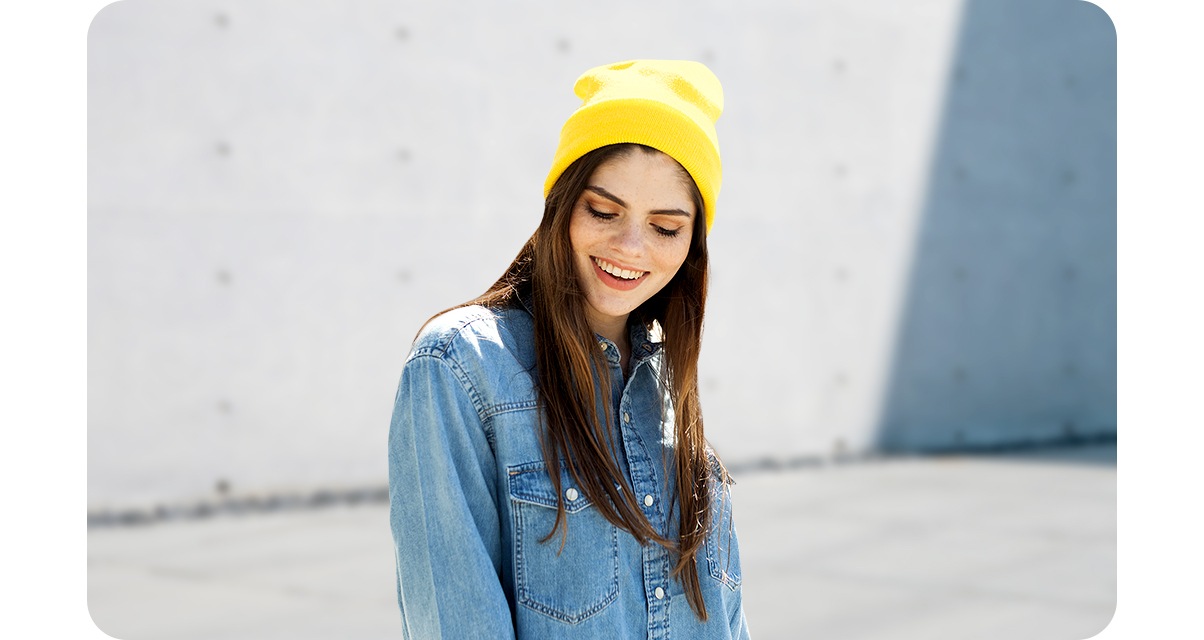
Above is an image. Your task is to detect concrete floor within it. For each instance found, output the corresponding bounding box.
[88,444,1115,639]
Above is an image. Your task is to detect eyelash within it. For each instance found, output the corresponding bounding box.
[586,205,616,221]
[587,206,682,238]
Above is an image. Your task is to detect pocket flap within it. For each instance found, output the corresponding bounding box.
[507,461,595,514]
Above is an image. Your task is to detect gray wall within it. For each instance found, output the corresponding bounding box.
[88,0,1115,509]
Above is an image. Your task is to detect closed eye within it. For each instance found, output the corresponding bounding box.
[654,225,682,238]
[587,205,617,220]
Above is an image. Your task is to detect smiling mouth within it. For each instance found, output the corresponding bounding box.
[593,257,648,281]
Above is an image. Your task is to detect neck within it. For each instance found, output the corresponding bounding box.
[586,311,630,355]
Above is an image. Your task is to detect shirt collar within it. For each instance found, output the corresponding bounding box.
[628,319,662,361]
[517,288,536,316]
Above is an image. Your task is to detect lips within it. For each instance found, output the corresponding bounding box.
[591,256,647,291]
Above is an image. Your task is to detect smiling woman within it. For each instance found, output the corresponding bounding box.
[388,60,748,639]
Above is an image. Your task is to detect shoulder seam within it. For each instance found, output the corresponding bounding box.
[408,307,497,359]
[405,352,493,442]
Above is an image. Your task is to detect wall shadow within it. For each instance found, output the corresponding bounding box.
[875,0,1116,458]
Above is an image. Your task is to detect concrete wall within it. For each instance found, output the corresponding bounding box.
[88,0,1115,508]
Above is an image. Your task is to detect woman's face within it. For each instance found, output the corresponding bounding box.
[568,149,696,338]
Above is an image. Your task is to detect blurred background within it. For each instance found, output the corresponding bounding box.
[87,0,1115,638]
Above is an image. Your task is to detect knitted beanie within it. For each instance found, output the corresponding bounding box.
[543,59,724,233]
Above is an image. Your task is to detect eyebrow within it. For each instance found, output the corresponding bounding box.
[585,185,693,218]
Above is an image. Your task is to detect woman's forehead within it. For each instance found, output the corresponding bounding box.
[586,150,696,214]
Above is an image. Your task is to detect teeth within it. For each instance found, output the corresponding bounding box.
[594,257,645,281]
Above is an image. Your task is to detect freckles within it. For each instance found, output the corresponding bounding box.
[670,245,691,270]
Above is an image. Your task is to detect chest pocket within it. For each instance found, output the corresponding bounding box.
[508,461,620,624]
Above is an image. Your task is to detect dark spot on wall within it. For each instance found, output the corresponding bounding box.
[953,64,967,85]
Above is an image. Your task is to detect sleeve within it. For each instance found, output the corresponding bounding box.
[388,353,515,639]
[728,586,751,640]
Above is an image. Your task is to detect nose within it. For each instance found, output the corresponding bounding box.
[611,217,644,258]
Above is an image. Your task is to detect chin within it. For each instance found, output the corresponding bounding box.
[589,298,639,321]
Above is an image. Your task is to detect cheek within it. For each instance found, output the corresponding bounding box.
[663,241,691,274]
[567,209,593,255]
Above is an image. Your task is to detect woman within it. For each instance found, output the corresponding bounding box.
[389,59,749,639]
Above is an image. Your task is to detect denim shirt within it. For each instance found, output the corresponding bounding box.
[388,300,750,639]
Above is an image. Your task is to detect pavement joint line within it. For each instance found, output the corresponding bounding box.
[88,486,391,529]
[724,433,1114,476]
[87,436,1114,530]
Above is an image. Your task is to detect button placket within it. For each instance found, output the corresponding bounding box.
[617,393,664,531]
[643,545,672,637]
[613,357,672,636]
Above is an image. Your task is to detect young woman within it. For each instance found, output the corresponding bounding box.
[388,59,749,639]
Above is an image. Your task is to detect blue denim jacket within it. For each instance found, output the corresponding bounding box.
[388,299,750,639]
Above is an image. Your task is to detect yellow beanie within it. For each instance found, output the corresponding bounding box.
[543,59,724,234]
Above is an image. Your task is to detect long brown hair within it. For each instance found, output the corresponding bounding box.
[435,143,725,620]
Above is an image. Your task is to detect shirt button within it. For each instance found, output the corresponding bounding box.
[623,411,631,423]
[654,587,665,600]
[565,488,578,502]
[599,341,608,351]
[644,494,654,507]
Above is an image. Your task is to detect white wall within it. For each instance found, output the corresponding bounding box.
[88,0,1115,508]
